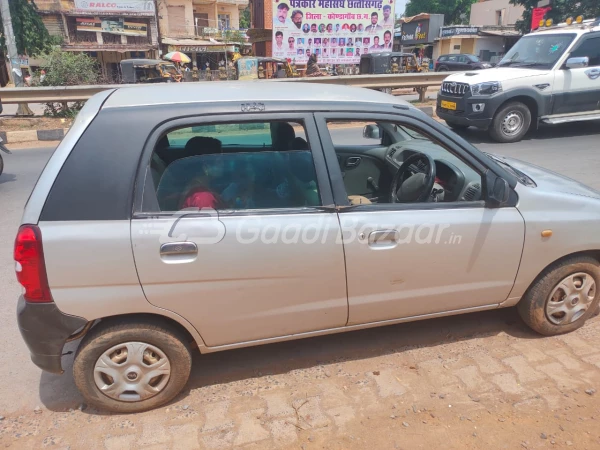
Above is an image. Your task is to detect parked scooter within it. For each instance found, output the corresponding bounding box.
[0,98,11,177]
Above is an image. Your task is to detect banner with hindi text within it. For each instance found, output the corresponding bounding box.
[272,0,395,65]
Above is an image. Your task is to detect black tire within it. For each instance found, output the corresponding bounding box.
[446,121,469,131]
[0,155,3,177]
[518,256,600,336]
[489,101,532,143]
[73,317,192,413]
[437,66,448,72]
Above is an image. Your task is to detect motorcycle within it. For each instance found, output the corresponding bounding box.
[0,98,10,177]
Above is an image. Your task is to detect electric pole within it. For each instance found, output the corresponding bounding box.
[1,0,34,116]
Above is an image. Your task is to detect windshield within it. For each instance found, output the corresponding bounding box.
[498,34,576,69]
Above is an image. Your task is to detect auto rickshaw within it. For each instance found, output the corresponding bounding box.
[359,52,429,75]
[235,57,297,80]
[120,59,183,83]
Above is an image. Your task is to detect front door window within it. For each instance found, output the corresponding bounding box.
[323,120,484,206]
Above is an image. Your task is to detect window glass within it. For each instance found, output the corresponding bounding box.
[498,34,576,68]
[325,120,483,205]
[149,121,321,212]
[447,55,458,62]
[570,37,600,66]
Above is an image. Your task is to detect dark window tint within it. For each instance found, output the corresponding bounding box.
[438,55,448,61]
[570,37,600,66]
[149,121,321,212]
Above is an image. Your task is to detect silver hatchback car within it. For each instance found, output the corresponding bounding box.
[15,83,600,413]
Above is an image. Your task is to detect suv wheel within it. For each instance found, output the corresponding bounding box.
[518,256,600,336]
[437,66,448,72]
[0,155,3,176]
[73,318,192,413]
[489,101,531,143]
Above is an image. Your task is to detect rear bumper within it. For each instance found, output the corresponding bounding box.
[17,296,88,374]
[436,91,505,129]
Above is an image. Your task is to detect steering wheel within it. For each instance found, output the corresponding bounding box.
[390,152,436,203]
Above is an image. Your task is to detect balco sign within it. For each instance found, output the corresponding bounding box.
[75,0,155,12]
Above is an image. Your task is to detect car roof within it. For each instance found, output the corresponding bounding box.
[102,81,412,110]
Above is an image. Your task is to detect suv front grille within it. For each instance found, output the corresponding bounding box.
[441,81,470,96]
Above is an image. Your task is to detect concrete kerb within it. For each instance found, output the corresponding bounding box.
[3,107,434,147]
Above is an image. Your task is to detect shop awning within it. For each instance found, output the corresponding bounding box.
[479,29,521,37]
[62,44,155,52]
[161,37,238,53]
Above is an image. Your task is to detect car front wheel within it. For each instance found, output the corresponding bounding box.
[73,317,192,413]
[518,256,600,336]
[489,101,532,143]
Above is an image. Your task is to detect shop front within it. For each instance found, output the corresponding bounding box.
[62,0,159,82]
[161,38,240,75]
[397,13,444,66]
[435,25,521,63]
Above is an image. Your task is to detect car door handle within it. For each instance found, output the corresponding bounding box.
[346,156,361,168]
[585,68,600,80]
[368,230,399,248]
[160,242,198,256]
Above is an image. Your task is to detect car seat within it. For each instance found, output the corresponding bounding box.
[270,122,296,151]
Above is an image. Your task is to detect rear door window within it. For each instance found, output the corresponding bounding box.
[148,120,321,212]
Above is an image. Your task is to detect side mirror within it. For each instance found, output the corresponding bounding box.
[566,56,589,69]
[363,124,381,139]
[485,171,510,208]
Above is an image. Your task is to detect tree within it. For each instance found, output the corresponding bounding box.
[239,6,251,29]
[510,0,600,34]
[0,0,51,57]
[35,48,100,117]
[404,0,478,25]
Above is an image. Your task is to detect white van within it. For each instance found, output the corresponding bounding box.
[437,17,600,143]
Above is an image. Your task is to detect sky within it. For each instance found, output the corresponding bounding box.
[395,0,408,19]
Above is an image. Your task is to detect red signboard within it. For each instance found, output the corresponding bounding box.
[531,7,551,31]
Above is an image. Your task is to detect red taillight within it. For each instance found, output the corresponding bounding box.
[14,225,53,303]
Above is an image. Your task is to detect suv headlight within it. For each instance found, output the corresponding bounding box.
[471,81,502,96]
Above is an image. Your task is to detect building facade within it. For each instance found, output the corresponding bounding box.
[157,0,250,70]
[35,0,160,81]
[470,0,525,27]
[433,0,524,63]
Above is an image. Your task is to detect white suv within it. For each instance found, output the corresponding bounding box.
[437,18,600,143]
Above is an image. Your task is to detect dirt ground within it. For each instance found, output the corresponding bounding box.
[1,308,599,450]
[0,117,73,132]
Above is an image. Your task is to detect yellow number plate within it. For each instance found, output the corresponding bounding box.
[441,100,457,110]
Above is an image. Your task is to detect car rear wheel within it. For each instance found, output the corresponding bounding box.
[489,101,531,143]
[437,66,448,72]
[73,317,192,413]
[518,256,600,336]
[0,155,3,176]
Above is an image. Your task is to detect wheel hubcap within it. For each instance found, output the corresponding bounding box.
[545,273,596,325]
[501,111,524,136]
[93,342,171,402]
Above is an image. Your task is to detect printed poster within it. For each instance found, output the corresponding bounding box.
[76,17,148,37]
[272,0,395,65]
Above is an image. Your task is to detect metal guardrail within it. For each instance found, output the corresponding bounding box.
[0,72,451,104]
